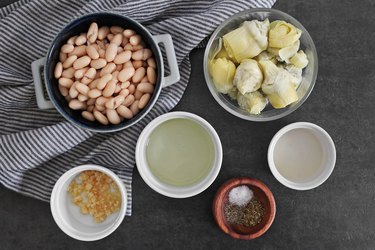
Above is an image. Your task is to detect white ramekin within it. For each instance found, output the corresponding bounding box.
[50,164,127,241]
[268,122,336,190]
[136,111,223,198]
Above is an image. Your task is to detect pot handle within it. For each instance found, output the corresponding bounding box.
[31,57,54,109]
[152,34,180,88]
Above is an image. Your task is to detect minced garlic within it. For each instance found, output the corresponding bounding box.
[67,170,122,223]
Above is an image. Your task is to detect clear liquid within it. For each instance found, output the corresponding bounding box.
[146,118,215,186]
[273,128,324,182]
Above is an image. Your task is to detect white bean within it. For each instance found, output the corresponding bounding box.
[100,63,116,77]
[69,45,87,57]
[58,77,73,88]
[123,94,135,107]
[58,84,68,97]
[69,82,79,98]
[82,111,95,121]
[123,29,135,38]
[147,66,156,84]
[132,67,145,83]
[97,74,112,90]
[61,67,75,78]
[87,22,98,43]
[98,26,109,40]
[118,67,135,82]
[105,43,118,62]
[75,33,87,45]
[137,82,154,93]
[67,35,77,45]
[75,82,90,96]
[69,99,86,110]
[129,35,141,45]
[147,57,156,68]
[111,33,123,46]
[74,67,88,79]
[114,50,132,64]
[90,58,107,69]
[84,67,96,79]
[138,94,151,109]
[107,109,121,124]
[61,44,74,53]
[102,79,116,97]
[88,89,102,99]
[73,56,91,69]
[130,100,140,115]
[93,110,108,125]
[78,94,88,102]
[62,55,77,69]
[117,105,133,119]
[86,45,99,59]
[110,26,124,34]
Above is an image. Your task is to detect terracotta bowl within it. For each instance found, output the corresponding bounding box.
[212,177,276,240]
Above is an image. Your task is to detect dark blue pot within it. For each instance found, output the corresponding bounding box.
[32,12,179,133]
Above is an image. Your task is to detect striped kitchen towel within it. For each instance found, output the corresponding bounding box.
[0,0,276,215]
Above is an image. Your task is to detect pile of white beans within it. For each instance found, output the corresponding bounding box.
[54,22,157,125]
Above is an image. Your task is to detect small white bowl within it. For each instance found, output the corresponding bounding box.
[50,164,127,241]
[268,122,336,190]
[136,112,222,198]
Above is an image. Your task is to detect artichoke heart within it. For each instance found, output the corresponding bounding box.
[269,20,301,48]
[211,38,231,60]
[223,19,269,62]
[208,58,236,94]
[285,64,303,89]
[259,60,298,108]
[278,40,300,62]
[290,50,309,68]
[227,87,238,100]
[233,59,263,95]
[254,51,278,64]
[237,91,268,115]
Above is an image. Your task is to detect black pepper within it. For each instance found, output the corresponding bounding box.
[224,196,265,227]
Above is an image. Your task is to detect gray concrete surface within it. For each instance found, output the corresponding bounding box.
[1,0,374,249]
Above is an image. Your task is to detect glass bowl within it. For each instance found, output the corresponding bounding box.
[203,8,318,121]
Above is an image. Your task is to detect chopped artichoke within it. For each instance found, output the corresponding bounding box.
[227,87,238,100]
[284,64,303,89]
[254,51,278,64]
[290,50,309,68]
[216,47,231,60]
[259,60,298,108]
[267,47,280,57]
[278,40,300,62]
[211,38,231,60]
[237,91,268,115]
[269,21,301,48]
[223,19,269,62]
[210,38,223,59]
[233,59,263,95]
[208,58,236,94]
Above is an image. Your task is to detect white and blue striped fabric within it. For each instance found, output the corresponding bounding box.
[0,0,276,215]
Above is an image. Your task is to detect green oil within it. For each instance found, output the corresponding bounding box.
[146,118,215,186]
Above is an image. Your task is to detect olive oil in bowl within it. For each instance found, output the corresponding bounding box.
[146,118,215,186]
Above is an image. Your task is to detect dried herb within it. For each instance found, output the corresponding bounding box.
[224,196,265,227]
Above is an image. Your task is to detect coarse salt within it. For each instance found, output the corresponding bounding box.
[228,185,254,206]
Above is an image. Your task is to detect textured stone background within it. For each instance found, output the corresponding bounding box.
[0,0,374,249]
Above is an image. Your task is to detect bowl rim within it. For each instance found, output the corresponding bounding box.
[212,177,276,240]
[50,164,127,241]
[203,8,319,121]
[44,12,164,133]
[267,122,336,190]
[135,111,223,198]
